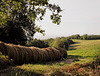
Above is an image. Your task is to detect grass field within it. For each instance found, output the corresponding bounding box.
[68,40,100,63]
[0,40,100,76]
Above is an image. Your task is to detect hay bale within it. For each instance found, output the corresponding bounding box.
[5,44,16,61]
[56,48,67,58]
[21,47,31,63]
[19,46,27,63]
[29,47,39,62]
[25,47,35,63]
[6,44,20,63]
[41,48,49,61]
[28,48,35,62]
[0,41,7,55]
[30,47,44,62]
[40,49,49,61]
[42,48,54,61]
[46,47,56,61]
[52,48,62,59]
[17,45,30,64]
[5,44,34,64]
[12,45,30,64]
[15,45,25,64]
[48,47,61,60]
[37,48,44,62]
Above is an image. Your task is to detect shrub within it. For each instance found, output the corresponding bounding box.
[43,38,54,47]
[52,37,74,50]
[27,39,49,48]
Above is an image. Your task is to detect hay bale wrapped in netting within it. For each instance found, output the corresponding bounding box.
[41,48,54,61]
[0,41,7,55]
[47,47,62,60]
[56,48,67,58]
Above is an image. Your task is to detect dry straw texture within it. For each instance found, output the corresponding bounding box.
[56,48,67,58]
[0,41,67,64]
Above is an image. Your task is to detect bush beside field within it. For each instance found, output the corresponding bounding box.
[27,37,74,50]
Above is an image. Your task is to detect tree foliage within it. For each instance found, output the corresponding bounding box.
[68,34,100,40]
[0,0,62,45]
[27,39,49,48]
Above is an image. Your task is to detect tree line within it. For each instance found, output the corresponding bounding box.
[68,34,100,40]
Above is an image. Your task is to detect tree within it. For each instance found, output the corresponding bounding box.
[0,0,62,45]
[82,34,88,40]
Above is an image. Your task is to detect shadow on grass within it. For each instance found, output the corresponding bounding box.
[68,55,93,59]
[68,42,80,50]
[68,45,80,50]
[68,55,83,59]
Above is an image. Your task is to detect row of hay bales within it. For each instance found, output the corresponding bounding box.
[0,41,67,64]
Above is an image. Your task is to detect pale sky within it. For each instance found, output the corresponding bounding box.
[34,0,100,39]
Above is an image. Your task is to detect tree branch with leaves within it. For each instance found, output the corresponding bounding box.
[0,0,62,45]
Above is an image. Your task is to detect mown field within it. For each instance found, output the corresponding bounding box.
[68,40,100,63]
[0,40,100,76]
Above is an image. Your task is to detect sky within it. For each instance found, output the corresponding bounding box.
[34,0,100,39]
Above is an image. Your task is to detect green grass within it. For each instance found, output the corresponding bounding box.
[68,40,100,63]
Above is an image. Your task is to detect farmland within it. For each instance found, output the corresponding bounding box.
[0,40,100,76]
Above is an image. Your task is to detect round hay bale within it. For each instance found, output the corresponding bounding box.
[0,41,7,55]
[42,48,54,61]
[5,44,19,63]
[40,49,48,62]
[39,49,45,61]
[53,48,62,60]
[56,48,67,58]
[25,47,35,63]
[19,46,26,64]
[17,45,28,64]
[12,45,28,64]
[6,44,15,60]
[30,47,44,62]
[41,49,49,61]
[41,48,51,61]
[36,48,44,62]
[10,45,20,63]
[48,47,61,60]
[29,47,39,62]
[16,45,24,64]
[46,47,56,61]
[28,48,35,62]
[21,46,31,63]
